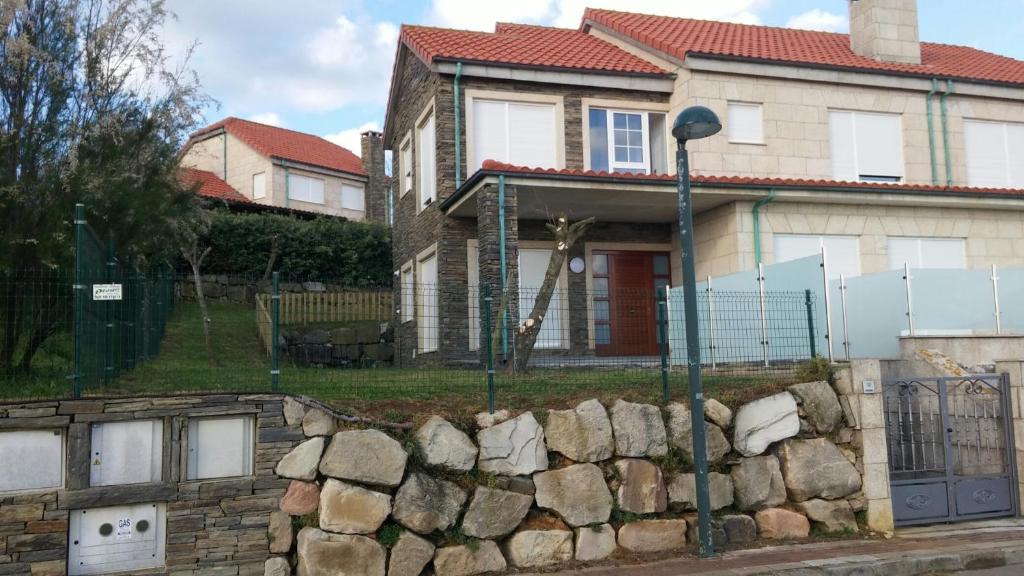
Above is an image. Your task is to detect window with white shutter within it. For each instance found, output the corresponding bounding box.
[416,250,438,353]
[252,172,266,199]
[727,102,763,144]
[399,135,412,196]
[400,262,414,323]
[341,184,365,212]
[417,110,436,208]
[829,110,903,182]
[964,119,1024,188]
[287,173,325,204]
[887,237,965,269]
[470,99,557,172]
[774,234,861,279]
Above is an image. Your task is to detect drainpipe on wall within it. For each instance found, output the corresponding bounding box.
[222,132,228,181]
[752,189,776,266]
[454,62,463,189]
[498,174,508,356]
[926,79,940,185]
[940,79,954,187]
[283,165,290,208]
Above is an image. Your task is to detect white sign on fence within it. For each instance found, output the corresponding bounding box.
[92,284,123,301]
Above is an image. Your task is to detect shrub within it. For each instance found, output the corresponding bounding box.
[197,210,392,284]
[795,356,835,384]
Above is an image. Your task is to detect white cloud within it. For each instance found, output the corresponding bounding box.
[786,9,848,32]
[429,0,553,30]
[248,112,283,126]
[323,121,380,156]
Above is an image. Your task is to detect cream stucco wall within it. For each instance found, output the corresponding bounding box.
[181,133,367,220]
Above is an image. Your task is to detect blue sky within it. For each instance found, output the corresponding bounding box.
[163,0,1024,155]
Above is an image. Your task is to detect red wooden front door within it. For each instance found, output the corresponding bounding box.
[593,251,671,356]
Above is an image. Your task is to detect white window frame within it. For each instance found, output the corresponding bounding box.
[399,132,412,196]
[581,99,671,175]
[887,237,966,270]
[963,119,1024,189]
[605,109,650,174]
[829,109,905,183]
[415,246,438,353]
[773,234,862,279]
[287,173,325,204]
[416,102,436,212]
[341,183,365,212]
[186,415,255,481]
[465,89,565,174]
[252,172,266,200]
[727,101,764,145]
[400,260,414,323]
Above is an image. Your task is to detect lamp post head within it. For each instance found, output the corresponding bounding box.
[672,105,722,142]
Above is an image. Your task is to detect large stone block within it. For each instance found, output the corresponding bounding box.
[476,412,548,475]
[392,473,466,534]
[574,524,616,561]
[609,400,668,457]
[731,455,787,511]
[777,438,862,501]
[302,409,338,437]
[665,402,731,464]
[268,510,293,554]
[796,498,858,533]
[754,508,810,540]
[721,514,756,544]
[319,429,407,487]
[504,530,573,568]
[265,557,291,576]
[704,398,733,429]
[732,392,800,457]
[416,416,478,472]
[616,519,687,553]
[534,463,612,527]
[433,540,507,576]
[666,472,734,511]
[614,459,667,514]
[280,480,320,516]
[545,399,614,463]
[318,479,391,535]
[788,381,844,434]
[296,527,385,576]
[276,437,325,481]
[387,531,435,576]
[461,487,533,539]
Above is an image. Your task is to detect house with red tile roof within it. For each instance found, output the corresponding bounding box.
[382,0,1024,366]
[180,117,389,222]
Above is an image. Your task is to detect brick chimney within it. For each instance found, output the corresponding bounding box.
[849,0,921,65]
[360,131,388,225]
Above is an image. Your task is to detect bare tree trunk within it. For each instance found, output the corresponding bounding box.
[509,215,594,373]
[262,234,280,282]
[184,241,213,367]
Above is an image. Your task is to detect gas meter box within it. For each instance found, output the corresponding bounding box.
[68,502,166,575]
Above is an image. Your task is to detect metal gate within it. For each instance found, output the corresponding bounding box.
[883,374,1018,526]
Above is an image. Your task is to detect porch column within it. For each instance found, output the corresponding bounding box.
[835,359,896,535]
[477,182,519,363]
[994,359,1024,516]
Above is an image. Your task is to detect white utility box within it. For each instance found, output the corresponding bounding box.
[90,419,163,486]
[187,415,254,480]
[68,502,166,575]
[0,429,64,492]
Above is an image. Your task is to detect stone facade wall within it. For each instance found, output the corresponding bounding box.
[0,394,305,576]
[361,131,389,225]
[849,0,922,65]
[267,383,871,576]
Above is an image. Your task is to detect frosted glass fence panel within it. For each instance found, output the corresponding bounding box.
[997,267,1024,331]
[912,268,995,334]
[832,269,911,359]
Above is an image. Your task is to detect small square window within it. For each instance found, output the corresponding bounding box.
[727,102,764,144]
[187,416,254,480]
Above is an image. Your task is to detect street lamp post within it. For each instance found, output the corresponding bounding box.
[672,105,722,559]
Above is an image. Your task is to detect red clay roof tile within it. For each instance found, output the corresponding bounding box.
[400,23,668,75]
[583,8,1024,86]
[190,117,365,176]
[179,167,251,203]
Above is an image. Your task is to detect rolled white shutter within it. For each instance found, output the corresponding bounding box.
[472,100,507,172]
[964,120,1008,187]
[829,111,857,181]
[508,102,556,169]
[854,112,903,179]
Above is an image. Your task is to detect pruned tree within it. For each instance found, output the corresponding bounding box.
[173,204,213,366]
[508,214,594,373]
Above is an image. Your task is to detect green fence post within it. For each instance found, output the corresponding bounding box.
[104,236,116,385]
[72,204,86,398]
[483,284,495,414]
[804,289,817,358]
[658,286,670,405]
[271,272,280,392]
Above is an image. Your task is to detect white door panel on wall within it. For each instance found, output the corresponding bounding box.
[187,416,254,480]
[89,420,162,486]
[519,249,567,349]
[774,234,860,279]
[0,430,63,492]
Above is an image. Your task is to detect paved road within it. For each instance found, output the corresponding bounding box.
[931,568,1021,576]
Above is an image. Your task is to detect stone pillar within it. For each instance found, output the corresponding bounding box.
[834,359,895,535]
[360,131,388,225]
[994,360,1024,515]
[477,182,519,363]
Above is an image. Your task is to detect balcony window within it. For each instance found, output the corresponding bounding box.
[964,119,1024,189]
[829,110,903,182]
[588,108,667,174]
[471,99,557,172]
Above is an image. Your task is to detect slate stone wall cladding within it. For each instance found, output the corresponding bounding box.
[0,394,305,576]
[388,48,672,367]
[361,131,389,226]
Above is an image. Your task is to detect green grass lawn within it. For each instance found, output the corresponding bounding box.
[2,301,802,418]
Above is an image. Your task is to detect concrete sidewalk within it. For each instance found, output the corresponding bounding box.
[523,522,1024,576]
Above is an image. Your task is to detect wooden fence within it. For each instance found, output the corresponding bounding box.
[255,289,392,356]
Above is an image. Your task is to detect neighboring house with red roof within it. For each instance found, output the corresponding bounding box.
[180,117,389,222]
[383,0,1024,365]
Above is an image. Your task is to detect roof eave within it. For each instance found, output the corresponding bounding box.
[432,56,672,79]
